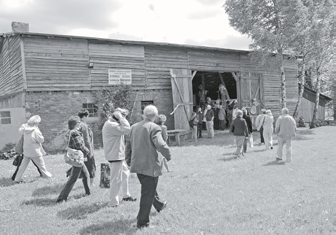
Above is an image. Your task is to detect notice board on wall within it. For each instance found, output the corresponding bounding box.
[108,69,132,85]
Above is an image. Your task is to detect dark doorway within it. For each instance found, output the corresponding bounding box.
[192,71,237,107]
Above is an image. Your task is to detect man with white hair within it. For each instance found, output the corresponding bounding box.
[102,108,136,207]
[204,104,214,138]
[275,108,296,162]
[125,105,171,229]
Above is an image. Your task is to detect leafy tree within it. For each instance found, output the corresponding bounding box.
[224,0,303,109]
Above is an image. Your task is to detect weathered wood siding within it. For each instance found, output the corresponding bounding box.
[298,98,325,122]
[89,43,145,89]
[23,37,90,90]
[0,35,24,97]
[144,46,188,89]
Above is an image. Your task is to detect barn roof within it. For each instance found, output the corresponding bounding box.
[0,31,250,54]
[302,84,332,102]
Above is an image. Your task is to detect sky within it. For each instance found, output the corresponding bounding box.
[0,0,252,50]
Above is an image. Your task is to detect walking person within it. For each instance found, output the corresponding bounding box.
[125,105,171,229]
[242,108,253,153]
[154,114,170,172]
[102,108,136,207]
[255,109,267,145]
[204,105,214,138]
[14,115,52,183]
[275,108,296,162]
[230,110,249,157]
[57,116,91,203]
[258,110,274,150]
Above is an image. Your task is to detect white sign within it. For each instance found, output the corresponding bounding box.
[108,69,132,85]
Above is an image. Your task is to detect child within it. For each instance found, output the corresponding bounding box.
[154,114,170,172]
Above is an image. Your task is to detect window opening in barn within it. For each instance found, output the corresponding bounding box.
[192,71,236,109]
[82,103,98,117]
[141,101,154,111]
[0,111,11,124]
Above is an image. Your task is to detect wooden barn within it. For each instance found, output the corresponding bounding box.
[298,85,332,122]
[0,26,299,151]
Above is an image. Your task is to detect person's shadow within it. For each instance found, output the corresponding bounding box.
[57,202,109,220]
[32,183,66,197]
[0,177,16,187]
[22,198,56,207]
[263,160,286,166]
[79,219,137,235]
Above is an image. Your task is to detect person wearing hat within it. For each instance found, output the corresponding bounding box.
[255,109,267,145]
[102,108,136,207]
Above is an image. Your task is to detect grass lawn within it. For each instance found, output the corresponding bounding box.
[0,126,335,235]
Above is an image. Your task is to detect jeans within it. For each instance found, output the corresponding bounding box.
[191,125,197,141]
[259,127,264,143]
[57,166,90,202]
[137,174,165,228]
[235,136,245,155]
[197,123,203,138]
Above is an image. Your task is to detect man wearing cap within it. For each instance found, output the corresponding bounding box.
[255,109,267,145]
[125,105,171,229]
[102,108,136,207]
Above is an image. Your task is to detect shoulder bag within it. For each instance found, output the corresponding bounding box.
[64,132,85,168]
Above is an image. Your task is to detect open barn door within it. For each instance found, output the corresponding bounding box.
[238,72,264,127]
[170,69,193,130]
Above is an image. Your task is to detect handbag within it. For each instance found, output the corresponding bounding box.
[64,132,85,168]
[14,134,24,154]
[12,154,23,166]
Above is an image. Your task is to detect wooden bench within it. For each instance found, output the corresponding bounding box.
[167,129,188,146]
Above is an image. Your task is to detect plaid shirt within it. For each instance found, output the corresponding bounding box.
[69,130,90,159]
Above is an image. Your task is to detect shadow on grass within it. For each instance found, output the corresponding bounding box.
[297,129,314,135]
[79,219,137,235]
[293,135,312,141]
[263,160,286,166]
[0,177,16,187]
[57,202,108,220]
[218,156,238,162]
[32,183,66,197]
[22,198,56,207]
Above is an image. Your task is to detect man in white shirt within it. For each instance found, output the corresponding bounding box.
[255,109,267,145]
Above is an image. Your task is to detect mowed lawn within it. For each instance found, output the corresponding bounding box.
[0,126,335,235]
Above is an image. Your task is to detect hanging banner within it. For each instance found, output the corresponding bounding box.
[108,69,132,85]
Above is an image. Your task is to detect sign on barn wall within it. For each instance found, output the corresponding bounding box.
[108,69,132,85]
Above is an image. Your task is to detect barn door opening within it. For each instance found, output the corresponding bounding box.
[170,69,193,130]
[239,72,264,127]
[192,71,237,108]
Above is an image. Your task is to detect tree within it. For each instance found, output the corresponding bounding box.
[308,0,334,128]
[224,0,304,109]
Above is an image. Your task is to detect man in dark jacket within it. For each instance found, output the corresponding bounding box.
[125,105,171,229]
[230,110,249,157]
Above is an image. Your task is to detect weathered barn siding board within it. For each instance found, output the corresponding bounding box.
[144,46,188,89]
[89,43,146,89]
[0,36,24,97]
[23,37,90,90]
[0,92,25,109]
[298,98,325,122]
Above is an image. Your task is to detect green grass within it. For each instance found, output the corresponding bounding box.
[0,127,335,235]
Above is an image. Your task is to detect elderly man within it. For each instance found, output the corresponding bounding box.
[255,109,267,145]
[102,108,136,207]
[275,108,296,162]
[125,105,171,229]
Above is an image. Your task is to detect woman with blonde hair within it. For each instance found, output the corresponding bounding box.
[14,115,52,182]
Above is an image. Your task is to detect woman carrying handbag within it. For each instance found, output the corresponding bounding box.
[56,116,91,203]
[14,115,52,182]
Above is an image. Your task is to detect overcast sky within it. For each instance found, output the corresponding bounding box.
[0,0,252,50]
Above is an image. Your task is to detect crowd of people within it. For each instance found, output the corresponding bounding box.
[11,101,296,229]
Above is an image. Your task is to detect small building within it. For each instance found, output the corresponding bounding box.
[0,26,299,151]
[298,85,332,122]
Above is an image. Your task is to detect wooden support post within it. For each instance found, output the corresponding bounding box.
[218,73,230,100]
[190,71,197,82]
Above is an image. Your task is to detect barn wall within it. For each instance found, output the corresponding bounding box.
[0,35,24,97]
[333,13,336,122]
[23,37,91,91]
[298,98,326,122]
